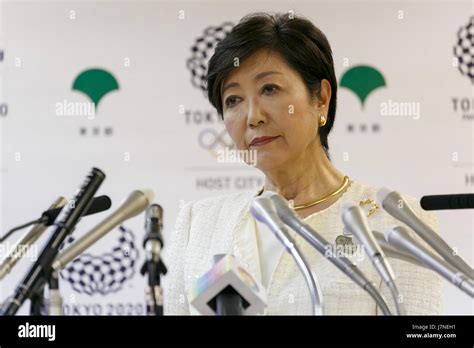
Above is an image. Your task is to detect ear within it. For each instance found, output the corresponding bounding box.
[317,79,332,115]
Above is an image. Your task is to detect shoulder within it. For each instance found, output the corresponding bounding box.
[169,189,257,252]
[175,189,257,229]
[190,190,256,212]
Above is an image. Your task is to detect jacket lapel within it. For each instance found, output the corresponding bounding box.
[231,207,263,284]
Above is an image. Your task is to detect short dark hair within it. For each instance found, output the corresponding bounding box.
[206,12,338,159]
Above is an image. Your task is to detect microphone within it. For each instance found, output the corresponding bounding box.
[3,167,106,316]
[341,202,405,315]
[141,204,168,316]
[143,204,164,254]
[0,195,111,281]
[353,230,424,268]
[41,195,112,226]
[0,195,111,243]
[420,193,474,210]
[188,254,267,315]
[265,191,392,316]
[52,189,154,272]
[0,197,67,281]
[376,188,473,279]
[250,196,323,315]
[385,226,474,297]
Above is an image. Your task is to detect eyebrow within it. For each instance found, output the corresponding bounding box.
[222,71,282,95]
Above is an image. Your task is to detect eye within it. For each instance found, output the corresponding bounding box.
[224,95,241,108]
[262,84,279,95]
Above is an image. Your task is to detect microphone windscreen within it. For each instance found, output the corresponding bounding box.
[86,195,112,215]
[376,187,393,207]
[140,188,155,204]
[384,225,408,244]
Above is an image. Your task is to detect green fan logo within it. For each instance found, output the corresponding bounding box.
[340,65,386,108]
[72,68,119,108]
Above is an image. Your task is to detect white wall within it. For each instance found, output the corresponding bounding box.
[0,0,472,315]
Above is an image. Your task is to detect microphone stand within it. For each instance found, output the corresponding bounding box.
[141,256,167,316]
[141,204,167,316]
[28,270,63,316]
[29,284,46,315]
[215,286,245,315]
[46,270,63,315]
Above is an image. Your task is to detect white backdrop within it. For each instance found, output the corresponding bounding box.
[0,0,472,315]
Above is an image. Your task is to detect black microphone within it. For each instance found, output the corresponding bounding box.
[141,204,167,316]
[2,167,106,316]
[0,196,111,281]
[41,195,112,225]
[143,204,164,250]
[421,193,474,210]
[0,196,111,244]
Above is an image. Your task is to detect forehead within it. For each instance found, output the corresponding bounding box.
[223,49,293,85]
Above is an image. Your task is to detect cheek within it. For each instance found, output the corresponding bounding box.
[224,115,246,148]
[261,96,289,117]
[265,97,317,148]
[261,94,309,132]
[287,111,318,143]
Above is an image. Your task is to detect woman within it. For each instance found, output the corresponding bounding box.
[163,12,442,315]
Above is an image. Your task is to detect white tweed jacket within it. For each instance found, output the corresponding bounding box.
[163,179,443,315]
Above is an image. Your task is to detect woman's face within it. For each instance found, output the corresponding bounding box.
[221,49,325,171]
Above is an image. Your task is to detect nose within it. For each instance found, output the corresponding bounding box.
[247,98,267,128]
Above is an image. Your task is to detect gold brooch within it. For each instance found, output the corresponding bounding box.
[337,197,379,247]
[358,198,379,218]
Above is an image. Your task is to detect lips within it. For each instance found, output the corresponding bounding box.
[249,136,279,147]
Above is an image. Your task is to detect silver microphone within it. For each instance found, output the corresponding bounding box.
[355,230,424,268]
[52,189,154,271]
[341,202,405,315]
[250,196,323,315]
[376,187,473,279]
[264,191,392,316]
[385,225,474,297]
[0,197,67,281]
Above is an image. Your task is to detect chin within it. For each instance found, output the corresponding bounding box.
[252,153,288,171]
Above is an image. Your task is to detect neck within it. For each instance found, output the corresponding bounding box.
[263,145,346,211]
